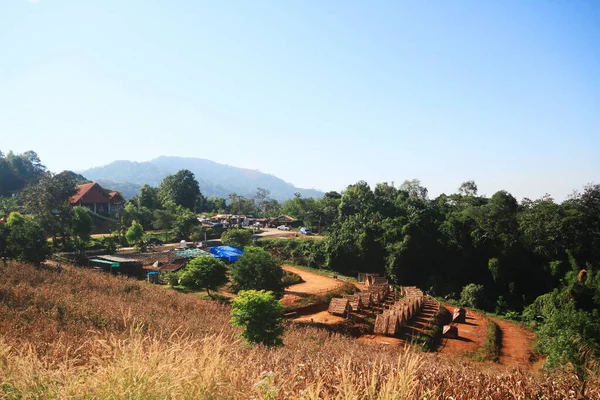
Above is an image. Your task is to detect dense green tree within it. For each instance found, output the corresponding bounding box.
[122,202,154,230]
[178,256,228,295]
[131,184,161,210]
[206,197,228,213]
[158,169,203,211]
[0,197,18,218]
[5,212,49,264]
[460,283,486,309]
[221,228,253,248]
[125,220,145,250]
[0,150,47,196]
[21,170,78,248]
[230,246,284,295]
[71,206,93,256]
[230,289,284,346]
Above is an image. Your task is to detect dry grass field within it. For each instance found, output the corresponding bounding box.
[0,261,598,399]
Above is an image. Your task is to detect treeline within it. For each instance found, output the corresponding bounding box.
[311,179,599,378]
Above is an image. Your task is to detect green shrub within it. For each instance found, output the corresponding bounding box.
[281,271,303,287]
[178,256,229,295]
[460,283,486,309]
[221,228,253,248]
[230,290,284,346]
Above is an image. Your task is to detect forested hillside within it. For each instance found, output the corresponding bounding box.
[81,156,323,200]
[279,179,600,378]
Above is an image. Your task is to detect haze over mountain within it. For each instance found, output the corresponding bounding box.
[81,156,323,201]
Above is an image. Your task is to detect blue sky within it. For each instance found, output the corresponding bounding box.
[1,0,598,201]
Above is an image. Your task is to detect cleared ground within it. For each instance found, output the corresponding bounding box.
[439,305,488,358]
[281,265,343,306]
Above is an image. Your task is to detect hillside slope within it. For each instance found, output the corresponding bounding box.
[0,262,595,399]
[81,156,323,200]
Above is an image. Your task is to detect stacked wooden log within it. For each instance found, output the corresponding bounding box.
[346,294,364,312]
[373,288,424,336]
[358,292,373,308]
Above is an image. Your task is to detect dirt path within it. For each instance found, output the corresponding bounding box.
[492,317,535,367]
[293,310,346,324]
[439,305,535,369]
[438,305,487,358]
[281,265,343,306]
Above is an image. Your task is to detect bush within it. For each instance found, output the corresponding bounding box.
[230,247,284,296]
[221,228,253,248]
[125,221,145,251]
[163,271,180,286]
[5,212,49,264]
[460,283,486,309]
[281,271,304,287]
[230,290,284,346]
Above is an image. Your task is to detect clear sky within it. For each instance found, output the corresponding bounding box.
[1,0,598,201]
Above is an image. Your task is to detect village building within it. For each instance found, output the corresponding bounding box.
[70,183,125,214]
[271,215,301,228]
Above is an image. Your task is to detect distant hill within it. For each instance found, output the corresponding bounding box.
[81,156,323,201]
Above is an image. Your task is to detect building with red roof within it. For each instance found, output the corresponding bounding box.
[70,183,125,214]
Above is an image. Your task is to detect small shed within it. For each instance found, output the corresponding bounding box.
[386,313,401,336]
[374,314,389,335]
[346,295,364,312]
[443,325,459,338]
[328,298,351,317]
[452,308,466,323]
[358,292,373,308]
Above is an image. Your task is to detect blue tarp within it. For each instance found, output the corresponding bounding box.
[208,246,244,262]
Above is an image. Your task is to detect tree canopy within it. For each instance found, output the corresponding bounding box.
[230,246,284,296]
[158,169,204,211]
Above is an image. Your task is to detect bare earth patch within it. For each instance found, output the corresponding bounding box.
[438,305,488,358]
[281,265,342,306]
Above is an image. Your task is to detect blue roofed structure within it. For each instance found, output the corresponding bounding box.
[209,246,244,262]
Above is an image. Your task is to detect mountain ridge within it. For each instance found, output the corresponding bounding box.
[80,156,323,201]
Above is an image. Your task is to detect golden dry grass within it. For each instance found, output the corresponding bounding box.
[0,262,598,399]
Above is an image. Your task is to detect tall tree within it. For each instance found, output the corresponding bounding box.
[158,169,203,211]
[21,171,78,248]
[71,206,93,257]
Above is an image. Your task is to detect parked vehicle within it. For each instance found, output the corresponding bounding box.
[210,223,224,228]
[300,227,312,235]
[277,225,290,231]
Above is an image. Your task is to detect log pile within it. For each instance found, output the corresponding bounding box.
[373,287,424,336]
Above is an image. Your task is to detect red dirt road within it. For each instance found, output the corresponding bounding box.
[439,305,535,369]
[281,265,343,306]
[492,317,535,367]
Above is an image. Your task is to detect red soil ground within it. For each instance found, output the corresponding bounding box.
[439,305,535,369]
[492,316,535,367]
[281,265,343,307]
[293,310,346,324]
[438,305,488,358]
